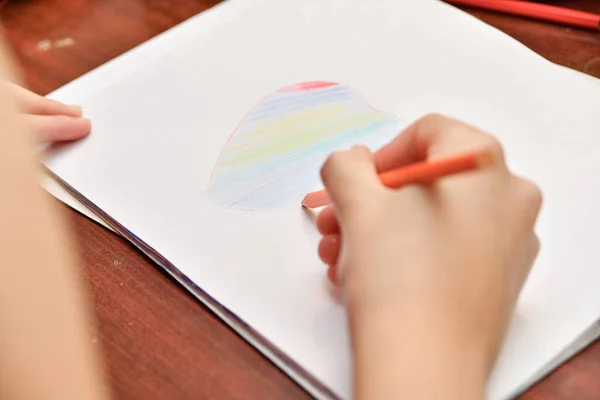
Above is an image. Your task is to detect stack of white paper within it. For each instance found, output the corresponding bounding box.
[42,0,600,398]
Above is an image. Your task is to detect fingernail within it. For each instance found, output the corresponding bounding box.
[79,117,92,134]
[327,265,338,285]
[74,118,92,139]
[69,105,83,116]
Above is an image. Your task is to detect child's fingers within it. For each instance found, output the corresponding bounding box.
[374,113,493,172]
[316,206,339,235]
[26,115,91,143]
[320,146,382,222]
[318,234,341,266]
[9,82,82,117]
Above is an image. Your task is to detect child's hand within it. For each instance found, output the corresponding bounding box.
[316,114,542,398]
[6,81,91,143]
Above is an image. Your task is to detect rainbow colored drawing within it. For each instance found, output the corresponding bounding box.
[207,81,404,210]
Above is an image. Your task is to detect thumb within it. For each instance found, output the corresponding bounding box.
[320,146,382,222]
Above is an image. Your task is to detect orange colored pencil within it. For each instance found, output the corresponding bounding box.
[444,0,600,31]
[301,152,492,209]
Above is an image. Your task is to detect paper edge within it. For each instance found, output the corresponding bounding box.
[44,169,342,400]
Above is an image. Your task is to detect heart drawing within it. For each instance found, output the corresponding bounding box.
[207,81,405,210]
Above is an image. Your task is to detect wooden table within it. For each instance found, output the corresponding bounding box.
[2,1,600,399]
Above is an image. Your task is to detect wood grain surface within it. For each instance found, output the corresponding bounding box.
[1,1,599,399]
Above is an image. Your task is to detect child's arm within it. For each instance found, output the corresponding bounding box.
[0,37,109,400]
[317,114,542,399]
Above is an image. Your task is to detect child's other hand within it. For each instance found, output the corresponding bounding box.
[6,81,91,143]
[316,114,541,396]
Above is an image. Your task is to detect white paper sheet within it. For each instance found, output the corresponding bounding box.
[42,0,600,398]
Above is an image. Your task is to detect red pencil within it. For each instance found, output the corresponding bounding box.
[301,152,493,209]
[445,0,600,31]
